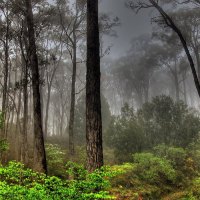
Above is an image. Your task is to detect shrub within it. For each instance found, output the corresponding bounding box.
[153,145,187,168]
[0,161,116,200]
[133,153,176,184]
[45,144,66,177]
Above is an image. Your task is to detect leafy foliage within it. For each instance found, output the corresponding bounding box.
[133,152,176,184]
[106,96,200,162]
[45,144,66,177]
[105,103,144,162]
[109,144,200,199]
[0,113,8,157]
[0,161,117,200]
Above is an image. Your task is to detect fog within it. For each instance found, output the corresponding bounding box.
[1,1,200,199]
[100,0,152,58]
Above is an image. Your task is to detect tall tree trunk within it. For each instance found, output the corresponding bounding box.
[18,25,29,165]
[1,22,9,137]
[24,0,47,173]
[182,73,187,104]
[44,85,51,139]
[21,57,29,165]
[44,66,57,139]
[69,32,76,157]
[174,63,180,101]
[60,107,64,137]
[86,0,103,172]
[10,70,17,126]
[194,48,200,81]
[16,84,22,161]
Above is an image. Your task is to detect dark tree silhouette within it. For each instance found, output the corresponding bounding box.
[86,0,103,171]
[24,0,47,173]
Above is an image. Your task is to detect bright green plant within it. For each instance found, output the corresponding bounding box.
[0,161,117,200]
[45,144,66,177]
[133,153,176,184]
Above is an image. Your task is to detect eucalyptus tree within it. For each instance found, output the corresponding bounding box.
[171,9,200,80]
[86,0,103,171]
[56,0,86,156]
[152,31,185,101]
[0,0,13,137]
[127,0,200,98]
[111,35,162,107]
[24,0,47,173]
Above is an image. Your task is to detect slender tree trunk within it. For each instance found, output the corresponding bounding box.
[21,57,29,165]
[18,25,29,165]
[150,0,200,97]
[194,48,200,81]
[69,33,76,157]
[182,73,187,104]
[10,70,17,125]
[44,66,57,139]
[86,0,103,172]
[16,85,22,161]
[24,0,47,173]
[44,85,51,139]
[60,107,64,137]
[53,111,55,136]
[1,22,9,137]
[174,63,180,101]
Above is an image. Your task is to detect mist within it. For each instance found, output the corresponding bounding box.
[0,0,200,199]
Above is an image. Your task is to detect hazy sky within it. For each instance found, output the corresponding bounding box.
[50,0,153,58]
[100,0,153,58]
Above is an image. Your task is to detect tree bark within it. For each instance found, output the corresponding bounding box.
[1,17,9,137]
[44,84,51,139]
[21,57,29,165]
[16,82,22,161]
[69,32,76,157]
[24,0,47,173]
[194,48,200,80]
[86,0,103,172]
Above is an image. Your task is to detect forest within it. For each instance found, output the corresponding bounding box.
[1,0,200,199]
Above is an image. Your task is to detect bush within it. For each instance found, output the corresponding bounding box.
[45,144,66,177]
[153,145,187,168]
[109,153,177,199]
[133,153,176,184]
[105,96,200,163]
[0,161,116,200]
[153,145,198,186]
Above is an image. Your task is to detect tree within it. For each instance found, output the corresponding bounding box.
[106,96,200,162]
[172,9,200,80]
[74,93,112,146]
[0,1,11,137]
[153,32,184,101]
[138,95,200,147]
[57,0,86,156]
[86,0,103,171]
[111,35,162,107]
[128,0,200,98]
[24,0,47,173]
[105,103,145,162]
